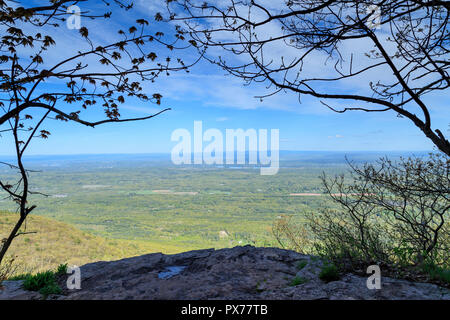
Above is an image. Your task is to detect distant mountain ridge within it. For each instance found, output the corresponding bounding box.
[0,150,434,170]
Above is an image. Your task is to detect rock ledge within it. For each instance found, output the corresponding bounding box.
[1,246,449,300]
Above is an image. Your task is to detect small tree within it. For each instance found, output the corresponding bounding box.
[0,0,199,266]
[308,154,449,269]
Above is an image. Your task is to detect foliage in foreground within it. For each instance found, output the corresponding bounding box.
[0,256,17,285]
[319,263,340,283]
[272,215,311,254]
[313,154,448,266]
[420,263,450,284]
[13,264,68,297]
[22,271,61,296]
[289,276,307,286]
[275,154,450,285]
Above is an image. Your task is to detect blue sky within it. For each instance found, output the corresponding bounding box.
[0,0,447,156]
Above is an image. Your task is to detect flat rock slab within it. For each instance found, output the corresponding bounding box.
[1,246,449,300]
[0,281,41,300]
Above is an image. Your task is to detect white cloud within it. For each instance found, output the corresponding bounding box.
[216,117,229,122]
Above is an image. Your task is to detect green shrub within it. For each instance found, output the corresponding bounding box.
[296,260,308,270]
[22,270,62,296]
[319,263,340,282]
[0,257,18,284]
[39,283,62,296]
[23,271,55,291]
[289,276,307,286]
[56,263,68,275]
[17,263,68,297]
[421,263,450,285]
[306,154,449,282]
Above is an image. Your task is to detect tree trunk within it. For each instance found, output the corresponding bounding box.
[0,214,26,266]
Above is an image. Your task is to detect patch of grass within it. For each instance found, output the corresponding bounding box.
[289,276,307,286]
[22,270,61,297]
[11,264,69,297]
[10,263,67,281]
[319,263,340,283]
[23,271,55,290]
[421,263,450,285]
[39,282,62,296]
[56,263,68,275]
[296,260,308,270]
[0,257,17,284]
